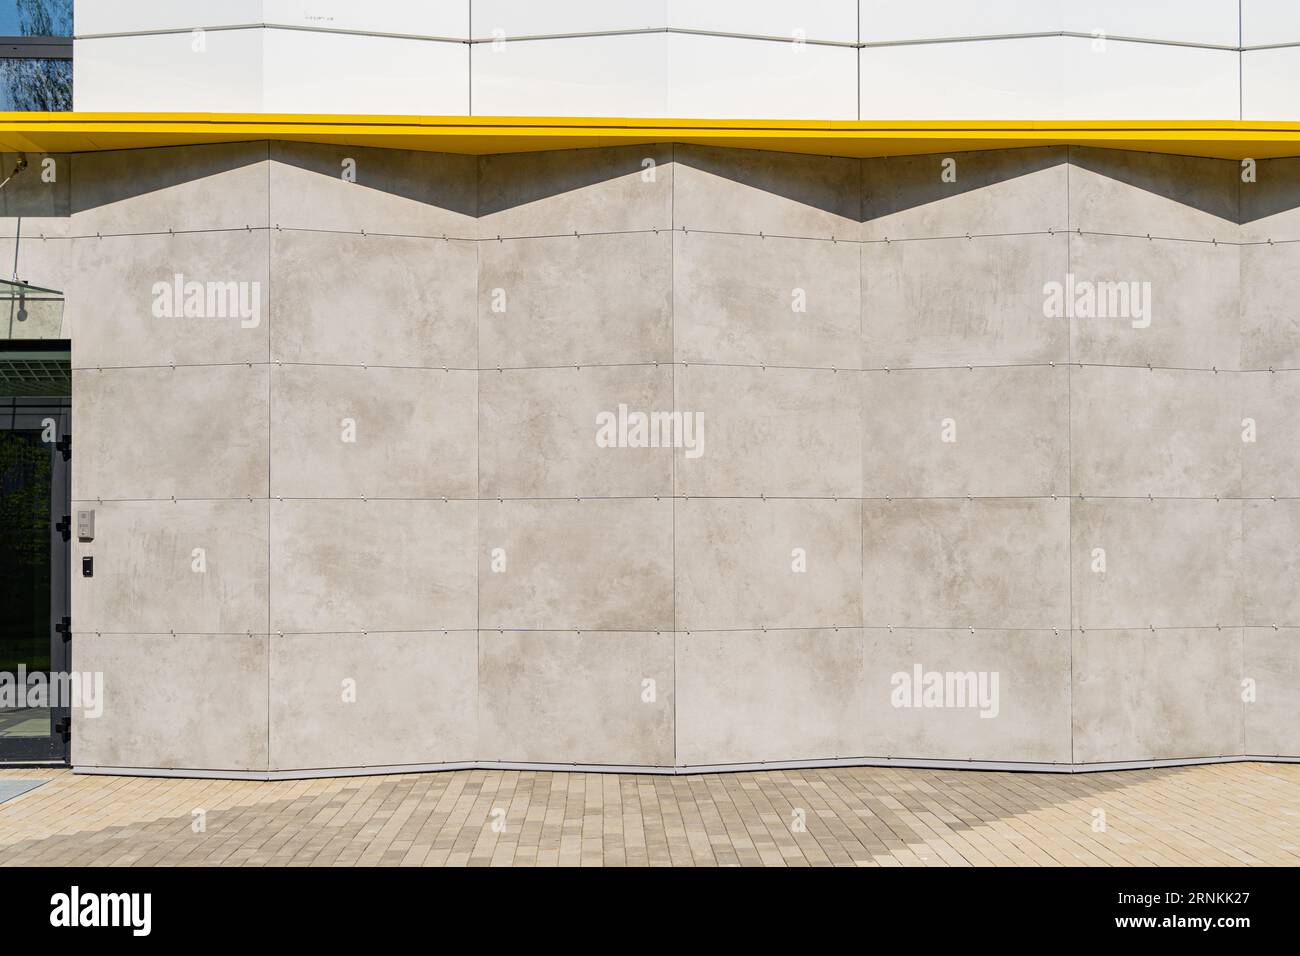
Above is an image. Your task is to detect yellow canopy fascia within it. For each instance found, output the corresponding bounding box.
[1,113,1298,160]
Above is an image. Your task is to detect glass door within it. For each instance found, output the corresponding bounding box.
[0,393,70,762]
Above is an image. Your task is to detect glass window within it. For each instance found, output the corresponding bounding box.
[0,57,69,110]
[0,0,72,38]
[0,1,72,110]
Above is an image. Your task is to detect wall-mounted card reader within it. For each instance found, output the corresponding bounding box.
[82,556,93,577]
[76,509,95,541]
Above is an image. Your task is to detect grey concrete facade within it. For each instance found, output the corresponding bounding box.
[6,140,1297,776]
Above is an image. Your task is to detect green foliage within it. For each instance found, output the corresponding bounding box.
[0,430,50,568]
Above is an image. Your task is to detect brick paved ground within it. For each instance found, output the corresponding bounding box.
[1,762,1297,866]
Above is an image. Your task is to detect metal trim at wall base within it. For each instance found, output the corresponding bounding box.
[71,754,1300,782]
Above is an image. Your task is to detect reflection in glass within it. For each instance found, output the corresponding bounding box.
[0,57,70,110]
[0,1,73,110]
[0,0,72,39]
[0,426,52,738]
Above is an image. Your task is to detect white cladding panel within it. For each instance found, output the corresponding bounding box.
[69,1,1274,119]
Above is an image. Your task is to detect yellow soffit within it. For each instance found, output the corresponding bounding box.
[1,113,1300,160]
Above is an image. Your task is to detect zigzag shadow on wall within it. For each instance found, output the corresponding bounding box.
[65,141,270,219]
[17,137,1300,229]
[0,149,71,219]
[1067,146,1240,225]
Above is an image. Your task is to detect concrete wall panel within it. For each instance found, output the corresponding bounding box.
[1072,629,1243,763]
[269,143,477,237]
[478,631,674,766]
[861,629,1071,764]
[269,631,477,771]
[67,230,269,370]
[673,231,860,369]
[863,499,1070,630]
[478,499,673,632]
[862,147,1068,241]
[269,231,477,368]
[478,145,673,240]
[676,629,863,765]
[673,365,861,498]
[1240,158,1300,244]
[1243,500,1300,628]
[479,365,673,500]
[673,146,860,239]
[269,499,477,634]
[47,140,1300,775]
[71,143,269,236]
[863,233,1069,368]
[478,232,672,369]
[1244,627,1300,756]
[862,365,1069,499]
[270,365,477,500]
[1240,371,1300,497]
[1071,499,1243,630]
[73,364,269,501]
[1240,243,1300,369]
[1070,366,1239,499]
[72,634,269,773]
[73,499,268,636]
[1068,149,1238,242]
[675,498,862,632]
[0,151,72,235]
[1067,234,1240,371]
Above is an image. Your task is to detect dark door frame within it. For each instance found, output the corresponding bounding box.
[0,394,70,763]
